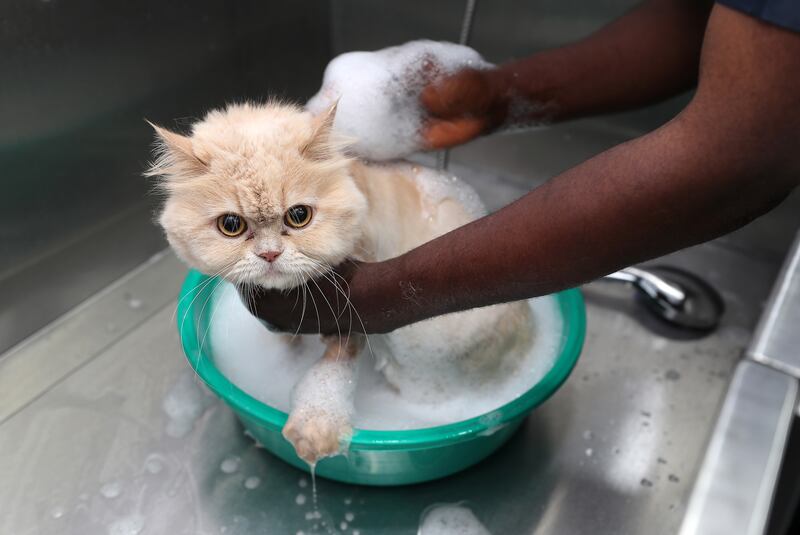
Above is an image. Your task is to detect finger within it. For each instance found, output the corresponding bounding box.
[423,117,487,149]
[420,69,493,118]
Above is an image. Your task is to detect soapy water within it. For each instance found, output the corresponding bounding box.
[210,282,560,430]
[418,504,492,535]
[205,162,562,430]
[162,370,216,437]
[307,40,492,161]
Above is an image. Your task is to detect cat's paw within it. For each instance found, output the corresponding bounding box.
[282,411,351,464]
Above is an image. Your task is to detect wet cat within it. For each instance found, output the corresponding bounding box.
[148,102,532,464]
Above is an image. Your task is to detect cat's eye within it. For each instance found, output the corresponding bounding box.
[217,214,247,237]
[284,205,313,229]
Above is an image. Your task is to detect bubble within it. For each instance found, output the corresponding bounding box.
[108,514,145,535]
[144,454,165,474]
[306,41,493,161]
[244,476,261,489]
[418,504,491,534]
[100,481,122,499]
[295,494,307,505]
[220,456,240,474]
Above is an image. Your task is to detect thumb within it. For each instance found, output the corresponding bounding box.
[420,69,495,118]
[422,117,488,149]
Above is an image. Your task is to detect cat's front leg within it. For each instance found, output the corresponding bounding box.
[282,335,364,464]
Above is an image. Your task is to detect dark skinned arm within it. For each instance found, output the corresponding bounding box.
[423,0,713,147]
[247,4,800,334]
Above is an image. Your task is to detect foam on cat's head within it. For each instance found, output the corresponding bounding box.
[146,102,367,290]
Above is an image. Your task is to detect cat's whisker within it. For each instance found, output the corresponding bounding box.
[196,274,229,356]
[288,268,308,340]
[325,268,376,362]
[173,260,237,324]
[199,277,232,356]
[301,258,374,360]
[304,262,372,361]
[307,276,344,360]
[178,262,237,349]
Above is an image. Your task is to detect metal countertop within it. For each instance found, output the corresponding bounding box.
[0,221,779,534]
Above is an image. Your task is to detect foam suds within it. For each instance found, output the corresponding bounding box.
[244,476,261,490]
[162,370,214,438]
[307,40,492,161]
[211,282,560,430]
[99,481,122,499]
[219,456,240,474]
[208,163,562,436]
[108,514,145,535]
[418,504,492,535]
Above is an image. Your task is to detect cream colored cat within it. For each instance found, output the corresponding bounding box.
[148,102,531,464]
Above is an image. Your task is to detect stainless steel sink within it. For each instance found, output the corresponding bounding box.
[2,1,799,534]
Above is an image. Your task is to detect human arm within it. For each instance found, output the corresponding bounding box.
[423,0,713,147]
[248,4,800,334]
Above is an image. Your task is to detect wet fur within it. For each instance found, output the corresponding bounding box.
[148,102,531,463]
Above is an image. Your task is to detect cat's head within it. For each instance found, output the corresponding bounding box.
[147,102,367,290]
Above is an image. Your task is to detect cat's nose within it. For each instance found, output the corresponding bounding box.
[258,250,283,263]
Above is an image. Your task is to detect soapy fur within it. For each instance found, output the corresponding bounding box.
[148,101,531,463]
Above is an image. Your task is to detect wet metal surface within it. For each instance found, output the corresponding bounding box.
[0,207,780,535]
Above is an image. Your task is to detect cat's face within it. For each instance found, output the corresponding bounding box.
[148,103,367,290]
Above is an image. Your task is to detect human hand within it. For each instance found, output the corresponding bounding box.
[240,260,404,335]
[420,68,511,149]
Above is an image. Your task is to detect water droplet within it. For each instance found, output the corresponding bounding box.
[50,506,65,519]
[344,497,352,505]
[582,430,593,440]
[295,493,307,505]
[641,478,653,487]
[657,457,667,464]
[345,512,355,522]
[298,477,308,488]
[585,448,593,457]
[340,522,348,530]
[100,481,122,499]
[144,454,165,474]
[108,514,145,535]
[128,298,143,309]
[668,474,680,483]
[665,369,681,381]
[220,456,240,474]
[244,476,261,489]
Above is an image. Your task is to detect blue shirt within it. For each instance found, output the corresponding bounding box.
[717,0,800,32]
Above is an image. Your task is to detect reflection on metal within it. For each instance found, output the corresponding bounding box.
[602,265,724,332]
[439,0,478,172]
[679,361,798,535]
[749,232,800,379]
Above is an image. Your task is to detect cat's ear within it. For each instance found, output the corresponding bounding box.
[146,120,209,174]
[302,102,339,161]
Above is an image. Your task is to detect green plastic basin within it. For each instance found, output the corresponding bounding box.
[177,269,586,486]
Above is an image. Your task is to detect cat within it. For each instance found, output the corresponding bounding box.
[148,101,532,464]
